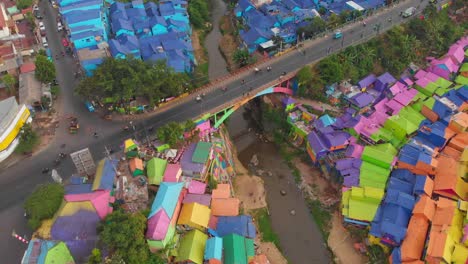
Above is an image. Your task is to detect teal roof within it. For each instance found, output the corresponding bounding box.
[204,236,223,261]
[319,114,336,127]
[149,182,184,219]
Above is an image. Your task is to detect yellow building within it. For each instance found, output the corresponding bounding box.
[0,97,31,162]
[177,202,211,230]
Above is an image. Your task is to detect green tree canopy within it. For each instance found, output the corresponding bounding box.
[156,121,185,146]
[87,248,102,264]
[24,183,64,230]
[99,211,152,264]
[17,0,33,9]
[233,49,251,67]
[316,55,345,84]
[35,54,56,83]
[2,73,17,94]
[76,58,190,106]
[298,17,326,39]
[188,0,210,29]
[15,123,40,154]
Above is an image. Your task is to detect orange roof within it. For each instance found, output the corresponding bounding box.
[432,198,457,227]
[426,231,448,261]
[402,261,425,264]
[249,255,270,264]
[458,102,468,112]
[211,184,230,199]
[209,259,222,264]
[412,195,435,221]
[441,146,461,160]
[433,155,459,198]
[450,112,468,131]
[448,132,468,152]
[211,198,239,216]
[400,215,429,262]
[129,158,143,172]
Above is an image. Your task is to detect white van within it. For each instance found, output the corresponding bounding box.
[42,37,48,48]
[402,7,416,18]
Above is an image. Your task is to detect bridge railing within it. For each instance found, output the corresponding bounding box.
[196,71,298,122]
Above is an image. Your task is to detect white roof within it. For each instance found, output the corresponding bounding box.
[260,40,275,49]
[346,1,365,11]
[0,97,19,135]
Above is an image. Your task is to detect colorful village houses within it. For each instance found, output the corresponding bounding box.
[22,240,75,264]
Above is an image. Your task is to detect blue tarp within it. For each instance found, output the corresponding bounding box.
[216,215,256,239]
[96,159,119,191]
[204,237,223,261]
[65,184,93,195]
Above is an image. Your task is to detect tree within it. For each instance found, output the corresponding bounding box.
[25,12,36,31]
[2,73,17,94]
[298,17,326,39]
[156,121,184,146]
[87,248,102,264]
[296,66,314,97]
[17,0,33,9]
[233,49,251,67]
[15,123,40,154]
[99,210,150,264]
[327,13,341,29]
[188,0,210,29]
[35,54,56,83]
[24,183,64,230]
[316,55,345,84]
[76,58,189,106]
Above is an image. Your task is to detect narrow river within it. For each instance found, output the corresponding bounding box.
[226,102,330,264]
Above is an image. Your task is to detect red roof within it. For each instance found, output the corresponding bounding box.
[0,5,5,28]
[21,7,33,15]
[20,62,36,73]
[0,43,14,59]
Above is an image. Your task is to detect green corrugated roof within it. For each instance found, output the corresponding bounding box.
[245,238,255,258]
[45,242,74,264]
[361,144,396,169]
[455,75,468,85]
[176,229,207,264]
[460,63,468,72]
[146,158,167,185]
[342,187,384,221]
[422,97,436,109]
[192,142,212,164]
[223,234,248,264]
[411,91,428,103]
[434,77,452,89]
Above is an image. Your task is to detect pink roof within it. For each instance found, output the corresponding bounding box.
[163,163,181,182]
[196,120,211,133]
[447,45,465,64]
[402,77,413,86]
[415,78,430,88]
[64,190,115,220]
[385,100,404,114]
[390,81,407,95]
[369,110,390,125]
[188,180,206,194]
[414,70,428,80]
[146,209,171,240]
[349,143,364,158]
[374,98,389,112]
[425,72,440,82]
[394,89,417,106]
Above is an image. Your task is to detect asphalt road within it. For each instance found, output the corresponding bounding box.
[0,0,435,261]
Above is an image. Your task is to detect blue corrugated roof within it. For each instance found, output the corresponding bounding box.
[386,178,414,195]
[126,7,147,18]
[150,15,167,27]
[65,184,93,195]
[456,85,467,101]
[59,0,102,13]
[216,215,256,238]
[159,2,175,16]
[149,182,184,219]
[64,9,101,25]
[443,90,464,106]
[204,237,223,261]
[413,175,428,196]
[432,99,452,119]
[70,29,102,42]
[112,18,134,32]
[96,159,119,191]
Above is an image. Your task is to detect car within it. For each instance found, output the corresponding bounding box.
[402,7,416,18]
[333,31,343,39]
[33,4,39,11]
[33,10,43,19]
[57,22,63,31]
[39,21,45,31]
[41,37,48,48]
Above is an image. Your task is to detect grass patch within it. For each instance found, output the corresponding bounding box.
[306,198,332,240]
[252,208,281,249]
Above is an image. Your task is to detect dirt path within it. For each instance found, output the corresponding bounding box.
[328,213,366,264]
[293,97,341,113]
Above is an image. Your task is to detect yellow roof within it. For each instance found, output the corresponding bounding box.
[57,201,95,217]
[177,202,211,230]
[452,244,468,264]
[124,139,137,152]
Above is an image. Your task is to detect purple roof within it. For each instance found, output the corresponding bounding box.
[307,131,328,155]
[343,175,359,187]
[323,131,350,148]
[64,184,93,195]
[183,193,212,207]
[282,97,296,106]
[377,72,397,85]
[358,74,377,88]
[180,143,205,173]
[51,210,99,262]
[350,93,375,108]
